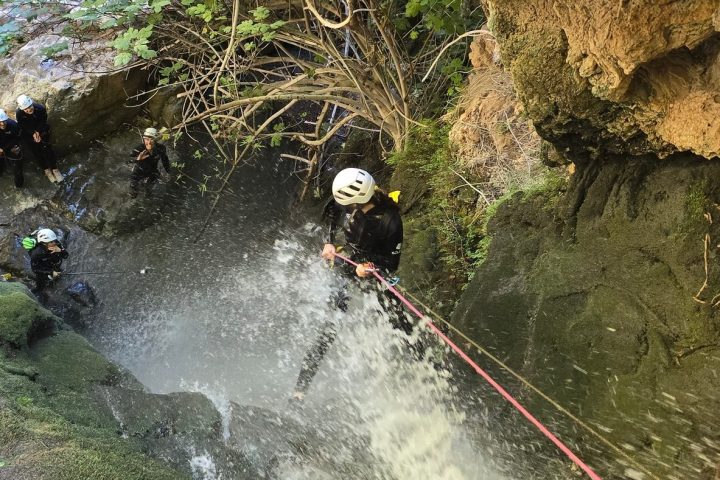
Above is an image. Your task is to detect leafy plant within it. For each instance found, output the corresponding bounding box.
[112,26,156,66]
[41,40,69,59]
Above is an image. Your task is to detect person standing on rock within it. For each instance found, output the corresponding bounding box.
[128,127,171,198]
[292,168,408,401]
[15,94,63,184]
[0,109,24,188]
[22,228,68,294]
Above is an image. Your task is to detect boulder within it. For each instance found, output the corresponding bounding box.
[0,281,55,347]
[0,34,146,154]
[97,386,260,479]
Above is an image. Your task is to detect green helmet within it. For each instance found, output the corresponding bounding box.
[22,237,37,250]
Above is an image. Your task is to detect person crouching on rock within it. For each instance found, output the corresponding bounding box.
[22,228,68,294]
[292,168,408,401]
[15,95,63,184]
[129,127,171,198]
[0,109,24,188]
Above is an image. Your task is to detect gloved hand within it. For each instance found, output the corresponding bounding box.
[52,271,61,279]
[21,237,36,250]
[321,243,336,261]
[356,262,376,278]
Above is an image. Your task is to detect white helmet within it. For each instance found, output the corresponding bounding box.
[142,127,158,139]
[0,109,8,122]
[17,95,33,110]
[332,168,376,205]
[35,228,58,243]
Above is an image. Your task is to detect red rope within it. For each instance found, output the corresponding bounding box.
[332,252,602,480]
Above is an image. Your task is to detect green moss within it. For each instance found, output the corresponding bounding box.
[389,121,565,295]
[683,179,709,231]
[0,283,55,347]
[0,295,185,480]
[0,405,184,480]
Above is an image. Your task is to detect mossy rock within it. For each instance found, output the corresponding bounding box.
[453,154,720,477]
[0,283,56,347]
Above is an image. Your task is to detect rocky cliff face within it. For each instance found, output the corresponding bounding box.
[454,156,720,478]
[483,0,720,161]
[448,2,720,478]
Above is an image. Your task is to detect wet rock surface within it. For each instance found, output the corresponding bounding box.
[98,387,260,479]
[454,155,720,478]
[0,282,186,479]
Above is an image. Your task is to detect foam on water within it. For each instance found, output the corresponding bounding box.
[87,221,509,479]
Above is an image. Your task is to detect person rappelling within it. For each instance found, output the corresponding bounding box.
[22,228,68,294]
[292,168,409,401]
[15,94,63,184]
[128,127,171,198]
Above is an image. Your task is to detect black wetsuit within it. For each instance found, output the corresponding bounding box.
[323,198,403,273]
[129,143,170,196]
[16,103,57,170]
[30,243,68,293]
[294,195,408,395]
[0,118,24,187]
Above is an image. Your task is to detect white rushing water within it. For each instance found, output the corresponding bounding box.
[86,221,509,479]
[63,151,519,479]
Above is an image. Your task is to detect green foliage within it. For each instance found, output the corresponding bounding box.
[389,122,488,282]
[158,61,185,86]
[270,122,285,148]
[41,41,69,59]
[404,0,465,35]
[236,7,285,47]
[0,21,22,56]
[112,26,155,66]
[440,57,467,97]
[0,0,69,56]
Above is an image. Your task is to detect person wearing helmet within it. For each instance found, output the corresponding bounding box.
[321,167,403,276]
[292,168,405,401]
[22,228,68,294]
[15,95,63,184]
[128,127,171,197]
[0,109,24,188]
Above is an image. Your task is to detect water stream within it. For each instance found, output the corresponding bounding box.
[63,139,524,479]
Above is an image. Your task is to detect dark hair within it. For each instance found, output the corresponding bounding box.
[370,189,399,211]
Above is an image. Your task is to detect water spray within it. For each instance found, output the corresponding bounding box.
[62,267,153,276]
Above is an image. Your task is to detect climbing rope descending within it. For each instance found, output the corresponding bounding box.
[397,287,660,480]
[332,252,603,480]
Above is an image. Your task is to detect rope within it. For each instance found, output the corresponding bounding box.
[398,287,661,480]
[331,252,602,480]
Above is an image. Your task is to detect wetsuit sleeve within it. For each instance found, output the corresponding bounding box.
[15,110,27,132]
[129,145,144,160]
[159,144,171,172]
[9,121,21,141]
[321,198,343,244]
[36,105,50,134]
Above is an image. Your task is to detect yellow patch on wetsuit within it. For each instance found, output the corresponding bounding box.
[388,191,400,203]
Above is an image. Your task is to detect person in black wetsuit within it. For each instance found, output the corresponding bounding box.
[22,228,68,294]
[0,109,24,188]
[128,127,171,197]
[292,168,407,401]
[15,94,63,184]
